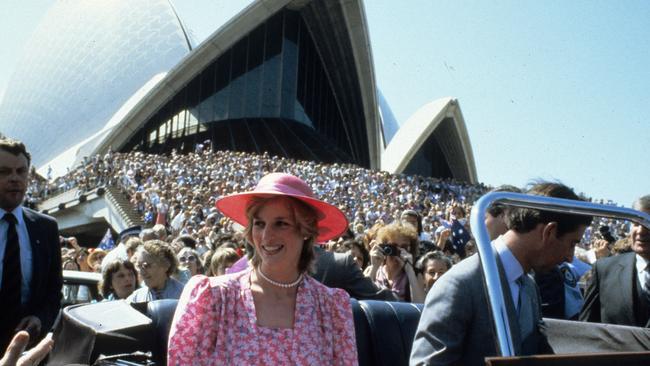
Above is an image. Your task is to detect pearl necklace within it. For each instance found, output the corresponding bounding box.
[256,268,303,288]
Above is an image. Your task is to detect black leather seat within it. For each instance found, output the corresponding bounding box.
[145,298,424,366]
[354,299,424,366]
[146,299,179,365]
[66,298,650,365]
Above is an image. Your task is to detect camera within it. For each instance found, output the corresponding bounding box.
[379,244,399,257]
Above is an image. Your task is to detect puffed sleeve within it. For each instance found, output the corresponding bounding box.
[167,275,219,366]
[330,289,359,366]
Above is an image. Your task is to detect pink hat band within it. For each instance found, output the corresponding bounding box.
[253,173,314,198]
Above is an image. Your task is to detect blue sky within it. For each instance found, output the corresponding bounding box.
[1,0,648,206]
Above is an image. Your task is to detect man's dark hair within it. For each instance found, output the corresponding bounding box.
[505,182,592,236]
[0,138,31,166]
[487,185,522,217]
[174,234,197,249]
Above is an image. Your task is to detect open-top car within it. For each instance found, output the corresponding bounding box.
[48,195,650,365]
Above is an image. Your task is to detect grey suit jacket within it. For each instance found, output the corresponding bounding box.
[312,246,398,301]
[580,252,649,327]
[410,253,551,366]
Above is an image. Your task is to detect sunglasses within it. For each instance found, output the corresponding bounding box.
[179,255,197,263]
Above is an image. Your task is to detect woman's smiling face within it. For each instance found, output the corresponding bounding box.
[251,197,304,273]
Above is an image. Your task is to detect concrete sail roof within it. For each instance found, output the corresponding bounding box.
[0,0,191,169]
[94,0,381,168]
[381,97,478,183]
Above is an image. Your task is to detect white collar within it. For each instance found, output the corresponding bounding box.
[493,236,525,283]
[635,254,650,274]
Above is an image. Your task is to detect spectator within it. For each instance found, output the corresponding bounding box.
[415,251,452,294]
[177,247,204,277]
[209,247,240,276]
[128,240,184,302]
[99,259,138,300]
[74,248,92,273]
[366,222,425,303]
[401,209,430,241]
[485,185,522,240]
[338,239,369,271]
[580,194,650,327]
[101,225,142,272]
[87,249,107,273]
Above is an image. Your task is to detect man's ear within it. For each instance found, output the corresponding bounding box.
[541,222,558,244]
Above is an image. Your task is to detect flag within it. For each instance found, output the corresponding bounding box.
[98,229,115,251]
[450,219,471,257]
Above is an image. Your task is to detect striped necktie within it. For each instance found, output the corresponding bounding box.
[0,213,22,350]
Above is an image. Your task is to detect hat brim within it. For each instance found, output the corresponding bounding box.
[216,191,348,243]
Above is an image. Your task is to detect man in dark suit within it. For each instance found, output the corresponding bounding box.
[312,245,398,301]
[410,182,591,365]
[0,138,62,352]
[580,195,650,327]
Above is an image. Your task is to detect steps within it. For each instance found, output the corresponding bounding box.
[104,186,145,228]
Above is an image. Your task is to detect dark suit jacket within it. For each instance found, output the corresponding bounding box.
[312,246,398,301]
[22,208,63,336]
[410,254,551,366]
[580,252,650,327]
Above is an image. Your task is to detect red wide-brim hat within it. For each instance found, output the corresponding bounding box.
[215,172,348,243]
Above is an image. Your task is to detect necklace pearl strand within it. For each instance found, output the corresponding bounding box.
[256,267,304,288]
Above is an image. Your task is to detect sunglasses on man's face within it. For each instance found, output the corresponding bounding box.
[179,255,197,263]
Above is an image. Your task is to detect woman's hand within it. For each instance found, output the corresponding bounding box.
[366,241,384,281]
[593,239,611,259]
[368,241,385,268]
[398,247,413,268]
[436,228,451,249]
[399,247,426,303]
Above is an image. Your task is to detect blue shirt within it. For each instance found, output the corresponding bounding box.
[494,236,525,311]
[0,206,33,304]
[127,276,184,302]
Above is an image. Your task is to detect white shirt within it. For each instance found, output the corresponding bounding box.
[635,254,650,290]
[0,206,33,304]
[494,236,525,311]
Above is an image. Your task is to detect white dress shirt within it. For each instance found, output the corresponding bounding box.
[635,254,650,292]
[0,206,33,304]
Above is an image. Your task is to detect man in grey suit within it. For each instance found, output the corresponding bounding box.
[410,182,591,365]
[580,195,650,327]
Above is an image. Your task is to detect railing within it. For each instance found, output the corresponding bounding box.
[469,192,650,357]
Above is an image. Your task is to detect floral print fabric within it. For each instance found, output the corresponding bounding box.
[168,269,358,365]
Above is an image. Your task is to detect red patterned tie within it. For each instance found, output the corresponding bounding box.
[0,213,22,350]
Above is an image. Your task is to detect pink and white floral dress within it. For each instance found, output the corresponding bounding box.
[167,269,358,365]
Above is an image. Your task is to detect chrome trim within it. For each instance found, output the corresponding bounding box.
[469,192,650,356]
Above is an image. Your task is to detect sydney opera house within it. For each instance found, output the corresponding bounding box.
[0,0,477,184]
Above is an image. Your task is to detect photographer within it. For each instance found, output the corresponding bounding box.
[365,222,425,303]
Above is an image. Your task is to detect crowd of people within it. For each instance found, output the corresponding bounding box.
[2,136,645,365]
[39,145,636,307]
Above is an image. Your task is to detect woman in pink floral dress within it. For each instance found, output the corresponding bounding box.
[168,173,358,365]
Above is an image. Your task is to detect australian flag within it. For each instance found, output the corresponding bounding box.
[98,229,115,251]
[450,219,471,257]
